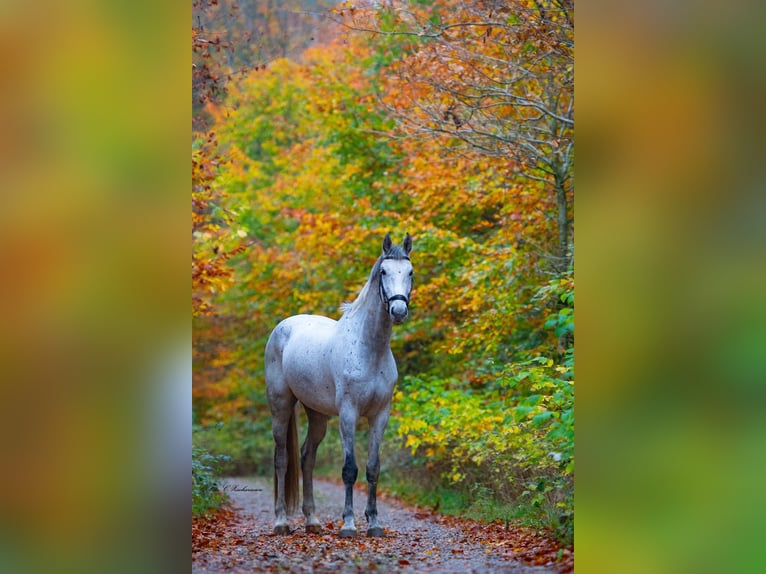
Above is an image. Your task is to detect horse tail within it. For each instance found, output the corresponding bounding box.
[274,405,300,515]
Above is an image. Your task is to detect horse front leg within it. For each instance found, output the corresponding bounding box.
[364,407,390,537]
[338,405,359,537]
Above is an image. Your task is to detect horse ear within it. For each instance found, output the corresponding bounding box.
[382,232,392,254]
[403,233,413,255]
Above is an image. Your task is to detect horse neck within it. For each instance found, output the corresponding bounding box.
[342,277,392,350]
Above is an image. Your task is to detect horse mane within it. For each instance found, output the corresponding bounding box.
[340,256,383,316]
[339,244,411,316]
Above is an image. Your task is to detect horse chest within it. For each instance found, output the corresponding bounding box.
[333,348,396,414]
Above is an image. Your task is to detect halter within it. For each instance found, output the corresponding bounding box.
[378,256,411,312]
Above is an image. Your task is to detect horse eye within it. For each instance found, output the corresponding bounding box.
[380,269,387,275]
[409,270,413,276]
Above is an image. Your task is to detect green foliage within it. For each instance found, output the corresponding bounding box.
[192,442,230,516]
[193,419,273,476]
[390,317,574,541]
[384,458,572,543]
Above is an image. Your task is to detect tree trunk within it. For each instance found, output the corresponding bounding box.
[555,171,570,271]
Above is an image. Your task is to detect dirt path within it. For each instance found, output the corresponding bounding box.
[193,477,572,573]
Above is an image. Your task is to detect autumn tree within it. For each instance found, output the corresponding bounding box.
[192,0,338,316]
[339,0,574,268]
[193,1,242,317]
[194,0,335,88]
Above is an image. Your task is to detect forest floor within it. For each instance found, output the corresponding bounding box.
[192,477,573,573]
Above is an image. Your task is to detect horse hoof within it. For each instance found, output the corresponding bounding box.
[339,528,357,538]
[366,526,385,537]
[306,523,322,534]
[273,524,290,535]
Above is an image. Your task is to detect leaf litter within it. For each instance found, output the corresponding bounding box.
[193,477,572,573]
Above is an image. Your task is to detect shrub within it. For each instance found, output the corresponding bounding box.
[192,444,230,515]
[390,350,573,537]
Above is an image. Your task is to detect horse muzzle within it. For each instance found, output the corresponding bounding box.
[388,295,409,324]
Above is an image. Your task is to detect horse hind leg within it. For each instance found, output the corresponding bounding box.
[301,406,328,534]
[270,398,298,534]
[266,329,300,534]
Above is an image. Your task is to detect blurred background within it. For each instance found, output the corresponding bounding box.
[577,0,766,572]
[0,0,764,573]
[0,1,188,573]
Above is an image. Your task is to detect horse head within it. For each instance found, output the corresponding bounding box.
[379,233,413,324]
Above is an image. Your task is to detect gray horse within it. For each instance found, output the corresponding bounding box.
[265,232,413,537]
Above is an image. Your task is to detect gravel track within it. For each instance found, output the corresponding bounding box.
[193,476,563,574]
